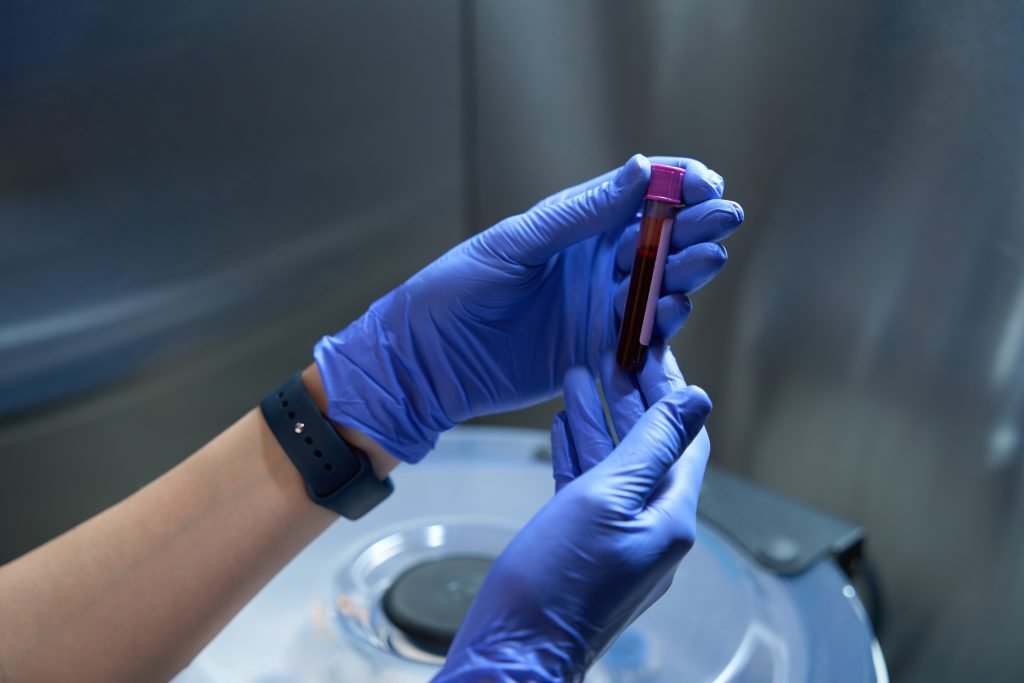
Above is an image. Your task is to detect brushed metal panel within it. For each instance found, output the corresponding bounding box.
[0,1,465,560]
[473,2,1024,681]
[0,0,465,411]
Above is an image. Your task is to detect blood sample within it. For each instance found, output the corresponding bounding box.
[616,164,686,372]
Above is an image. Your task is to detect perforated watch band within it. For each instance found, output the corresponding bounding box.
[260,372,393,520]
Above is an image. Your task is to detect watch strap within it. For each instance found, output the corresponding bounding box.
[260,372,393,520]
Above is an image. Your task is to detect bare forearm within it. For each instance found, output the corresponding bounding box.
[0,367,398,682]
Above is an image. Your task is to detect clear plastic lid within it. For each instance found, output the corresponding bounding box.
[176,427,883,683]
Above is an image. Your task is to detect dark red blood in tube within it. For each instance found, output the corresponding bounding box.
[616,165,685,372]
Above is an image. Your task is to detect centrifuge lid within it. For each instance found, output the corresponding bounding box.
[175,427,884,683]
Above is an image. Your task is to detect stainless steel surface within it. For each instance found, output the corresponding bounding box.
[2,2,1022,681]
[0,0,465,412]
[0,0,465,559]
[470,3,1024,681]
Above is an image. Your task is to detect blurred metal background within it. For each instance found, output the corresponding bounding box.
[2,1,1022,681]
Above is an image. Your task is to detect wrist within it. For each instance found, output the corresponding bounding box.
[300,363,400,480]
[313,309,454,463]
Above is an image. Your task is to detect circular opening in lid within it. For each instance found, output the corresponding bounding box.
[381,555,494,656]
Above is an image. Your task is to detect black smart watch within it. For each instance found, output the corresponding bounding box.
[260,372,393,520]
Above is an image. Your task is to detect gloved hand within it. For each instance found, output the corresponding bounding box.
[315,154,741,462]
[434,347,712,682]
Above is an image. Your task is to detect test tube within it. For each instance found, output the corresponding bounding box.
[616,164,686,372]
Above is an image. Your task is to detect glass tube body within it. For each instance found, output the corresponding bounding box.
[616,199,678,372]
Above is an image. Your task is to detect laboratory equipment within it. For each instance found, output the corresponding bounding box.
[174,426,886,683]
[617,164,686,372]
[437,375,711,681]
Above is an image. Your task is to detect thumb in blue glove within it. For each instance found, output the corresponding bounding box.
[435,363,712,682]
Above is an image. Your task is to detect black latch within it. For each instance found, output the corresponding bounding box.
[698,467,865,577]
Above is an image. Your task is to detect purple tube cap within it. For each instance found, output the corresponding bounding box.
[645,164,686,204]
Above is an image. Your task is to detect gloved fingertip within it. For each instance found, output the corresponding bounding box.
[676,386,713,443]
[691,243,728,274]
[679,239,729,264]
[615,154,652,194]
[550,410,575,490]
[682,164,725,204]
[654,294,692,340]
[569,366,593,382]
[563,365,594,389]
[711,171,725,195]
[730,200,744,224]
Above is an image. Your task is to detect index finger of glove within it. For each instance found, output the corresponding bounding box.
[550,411,579,492]
[599,386,712,503]
[563,367,615,472]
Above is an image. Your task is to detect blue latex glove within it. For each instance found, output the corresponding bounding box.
[435,348,712,682]
[315,154,741,462]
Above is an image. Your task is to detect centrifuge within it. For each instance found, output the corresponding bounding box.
[174,427,887,682]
